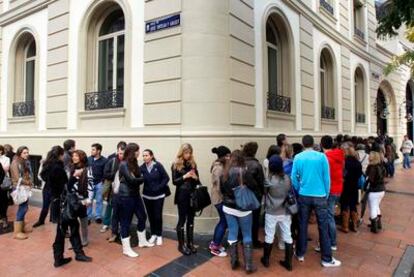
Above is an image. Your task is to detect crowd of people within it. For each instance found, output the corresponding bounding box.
[0,133,412,272]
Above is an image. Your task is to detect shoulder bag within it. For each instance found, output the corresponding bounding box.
[11,178,32,205]
[190,183,211,215]
[233,168,260,211]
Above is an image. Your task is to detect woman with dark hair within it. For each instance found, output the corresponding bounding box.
[263,145,281,178]
[0,145,11,229]
[140,149,170,246]
[10,146,33,240]
[172,143,200,255]
[52,149,93,267]
[33,146,67,228]
[209,146,231,257]
[221,150,257,273]
[118,143,153,258]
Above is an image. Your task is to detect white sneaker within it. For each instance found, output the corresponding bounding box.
[137,231,154,248]
[156,236,163,246]
[315,246,337,252]
[278,241,285,250]
[121,237,139,258]
[294,253,304,262]
[321,257,342,267]
[148,235,156,244]
[331,246,337,251]
[100,225,109,233]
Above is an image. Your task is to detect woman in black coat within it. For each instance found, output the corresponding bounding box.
[172,143,200,255]
[33,146,69,228]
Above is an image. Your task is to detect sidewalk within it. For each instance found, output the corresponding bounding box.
[1,168,414,276]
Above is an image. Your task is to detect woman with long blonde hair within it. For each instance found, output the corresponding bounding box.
[171,143,199,255]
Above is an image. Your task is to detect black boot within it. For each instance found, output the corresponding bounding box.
[378,215,382,230]
[54,257,72,268]
[370,217,379,234]
[186,224,197,254]
[75,251,93,262]
[243,243,257,274]
[177,227,191,255]
[260,242,273,267]
[33,221,44,228]
[229,242,240,270]
[279,243,293,271]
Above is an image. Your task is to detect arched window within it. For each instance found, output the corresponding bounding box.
[85,7,125,111]
[354,67,365,123]
[265,14,292,114]
[320,48,335,120]
[12,33,37,117]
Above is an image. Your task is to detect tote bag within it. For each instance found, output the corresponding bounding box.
[190,184,211,214]
[233,168,260,211]
[11,178,32,205]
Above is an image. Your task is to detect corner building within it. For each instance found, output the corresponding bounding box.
[0,0,412,231]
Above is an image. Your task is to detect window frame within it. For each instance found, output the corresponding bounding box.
[23,40,36,102]
[266,22,282,96]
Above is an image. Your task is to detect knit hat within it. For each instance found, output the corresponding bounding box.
[268,154,283,174]
[212,146,231,159]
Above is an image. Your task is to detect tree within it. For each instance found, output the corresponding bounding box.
[376,0,414,75]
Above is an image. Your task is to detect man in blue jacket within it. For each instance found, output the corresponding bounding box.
[291,135,341,267]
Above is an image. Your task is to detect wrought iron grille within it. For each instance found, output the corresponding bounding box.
[85,90,124,111]
[355,113,366,123]
[321,105,335,120]
[267,92,291,113]
[320,0,334,15]
[12,101,35,117]
[354,27,365,40]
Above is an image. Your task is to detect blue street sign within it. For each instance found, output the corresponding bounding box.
[146,14,181,34]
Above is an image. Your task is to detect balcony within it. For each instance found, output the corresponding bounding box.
[321,105,335,120]
[320,0,334,15]
[84,90,124,111]
[354,27,365,41]
[267,92,291,113]
[355,112,366,123]
[12,101,35,117]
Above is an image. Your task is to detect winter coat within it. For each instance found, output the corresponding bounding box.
[40,160,68,198]
[366,164,386,193]
[245,156,265,199]
[343,156,362,193]
[118,162,144,197]
[140,161,170,198]
[264,174,291,216]
[325,148,345,196]
[210,161,224,205]
[171,162,199,205]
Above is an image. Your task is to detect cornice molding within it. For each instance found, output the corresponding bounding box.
[0,0,57,26]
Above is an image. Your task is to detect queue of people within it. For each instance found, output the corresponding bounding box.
[0,133,411,272]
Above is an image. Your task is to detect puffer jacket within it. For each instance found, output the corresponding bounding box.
[221,166,257,211]
[325,148,345,196]
[245,157,265,199]
[118,162,144,197]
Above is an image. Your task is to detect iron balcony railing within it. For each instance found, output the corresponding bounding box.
[320,0,334,15]
[85,90,124,111]
[354,27,365,40]
[321,105,335,120]
[355,112,366,123]
[267,92,291,113]
[12,101,35,117]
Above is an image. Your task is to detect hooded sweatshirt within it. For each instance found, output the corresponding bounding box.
[325,148,345,196]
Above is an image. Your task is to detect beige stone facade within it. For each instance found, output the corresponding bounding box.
[0,0,412,232]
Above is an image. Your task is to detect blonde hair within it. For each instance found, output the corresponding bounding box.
[173,143,197,171]
[369,151,381,165]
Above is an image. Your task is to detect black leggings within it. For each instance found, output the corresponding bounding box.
[53,217,83,260]
[341,188,359,213]
[0,189,9,219]
[144,198,164,236]
[176,196,195,231]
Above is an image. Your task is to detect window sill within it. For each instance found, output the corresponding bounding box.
[267,111,295,121]
[79,108,126,120]
[319,7,337,24]
[321,118,337,125]
[356,122,368,127]
[353,34,367,46]
[8,116,36,124]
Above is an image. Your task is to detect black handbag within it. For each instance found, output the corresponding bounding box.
[284,187,298,215]
[61,192,82,222]
[190,184,211,215]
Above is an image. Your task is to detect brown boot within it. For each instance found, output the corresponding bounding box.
[350,211,359,232]
[23,222,33,233]
[339,211,349,233]
[13,222,28,240]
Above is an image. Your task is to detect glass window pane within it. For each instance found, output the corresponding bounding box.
[320,71,325,106]
[26,40,36,58]
[116,35,124,91]
[25,60,35,102]
[98,38,114,91]
[100,9,125,36]
[268,47,278,94]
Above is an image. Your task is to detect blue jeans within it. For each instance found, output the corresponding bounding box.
[16,201,29,221]
[327,194,339,247]
[87,182,103,220]
[225,211,252,244]
[403,153,411,168]
[296,195,332,263]
[213,203,227,245]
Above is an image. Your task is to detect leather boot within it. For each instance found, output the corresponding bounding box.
[75,250,93,262]
[243,243,257,274]
[229,242,240,270]
[370,217,379,233]
[339,210,350,233]
[350,211,359,232]
[54,257,72,268]
[377,215,382,230]
[177,227,191,255]
[279,243,293,271]
[13,221,28,240]
[186,224,197,254]
[260,242,273,268]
